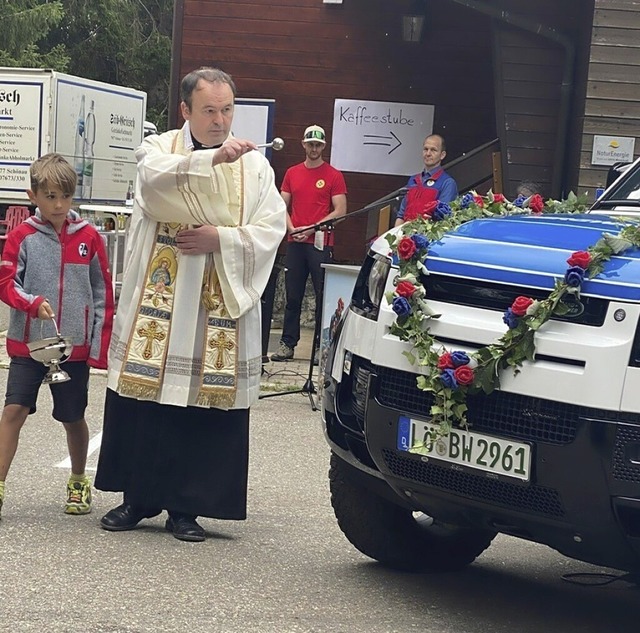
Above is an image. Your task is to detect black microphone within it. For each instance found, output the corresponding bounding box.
[377,185,410,202]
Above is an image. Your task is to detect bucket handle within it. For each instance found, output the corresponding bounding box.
[39,316,62,340]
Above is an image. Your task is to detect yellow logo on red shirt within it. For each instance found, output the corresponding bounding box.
[316,179,326,189]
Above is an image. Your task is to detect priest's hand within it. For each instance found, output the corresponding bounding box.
[212,138,257,165]
[176,225,220,255]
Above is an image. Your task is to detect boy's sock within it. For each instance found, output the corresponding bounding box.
[64,474,92,515]
[0,480,4,519]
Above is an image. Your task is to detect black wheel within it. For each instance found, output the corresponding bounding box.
[329,452,496,572]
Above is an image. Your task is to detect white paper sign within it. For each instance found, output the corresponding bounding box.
[330,98,435,176]
[591,135,635,166]
[232,98,275,154]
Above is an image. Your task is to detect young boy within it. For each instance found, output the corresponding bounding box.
[0,153,113,519]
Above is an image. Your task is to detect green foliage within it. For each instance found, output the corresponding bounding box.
[0,1,65,55]
[0,44,69,71]
[0,0,173,131]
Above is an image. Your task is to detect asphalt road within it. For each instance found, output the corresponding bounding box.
[0,368,639,632]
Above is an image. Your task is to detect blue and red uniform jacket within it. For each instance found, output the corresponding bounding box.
[397,168,458,221]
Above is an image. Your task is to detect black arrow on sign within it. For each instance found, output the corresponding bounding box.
[362,131,402,154]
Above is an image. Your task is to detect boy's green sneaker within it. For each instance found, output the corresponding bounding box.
[64,476,92,515]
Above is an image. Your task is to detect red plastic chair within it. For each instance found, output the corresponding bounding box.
[0,206,31,253]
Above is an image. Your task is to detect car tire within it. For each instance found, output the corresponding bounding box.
[329,452,496,572]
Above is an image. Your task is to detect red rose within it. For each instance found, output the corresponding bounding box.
[422,200,438,218]
[567,250,591,269]
[529,193,544,214]
[437,352,455,369]
[473,195,485,207]
[404,206,419,222]
[396,280,417,298]
[454,365,475,386]
[511,295,534,317]
[397,237,417,260]
[493,193,506,203]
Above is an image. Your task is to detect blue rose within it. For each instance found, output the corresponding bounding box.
[461,192,474,209]
[391,253,400,266]
[514,195,526,208]
[450,351,470,367]
[564,266,585,288]
[440,368,458,389]
[434,202,452,221]
[392,296,412,317]
[502,307,519,329]
[411,234,429,251]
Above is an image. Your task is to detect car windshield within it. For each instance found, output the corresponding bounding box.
[607,169,640,201]
[591,158,640,210]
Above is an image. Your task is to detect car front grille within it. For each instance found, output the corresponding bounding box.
[423,274,608,327]
[374,362,577,444]
[382,449,565,518]
[613,424,640,483]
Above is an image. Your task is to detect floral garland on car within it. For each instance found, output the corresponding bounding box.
[385,190,640,446]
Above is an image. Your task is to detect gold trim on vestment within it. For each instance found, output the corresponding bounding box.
[117,222,182,399]
[117,140,246,408]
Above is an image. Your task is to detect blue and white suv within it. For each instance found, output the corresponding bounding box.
[322,166,640,574]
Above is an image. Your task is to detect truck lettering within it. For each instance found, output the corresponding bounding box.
[0,89,20,105]
[110,114,136,128]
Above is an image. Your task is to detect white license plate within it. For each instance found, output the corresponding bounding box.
[397,416,531,481]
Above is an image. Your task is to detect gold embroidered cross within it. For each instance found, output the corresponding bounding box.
[137,320,166,360]
[208,330,235,370]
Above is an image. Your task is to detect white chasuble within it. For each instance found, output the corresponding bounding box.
[107,124,287,409]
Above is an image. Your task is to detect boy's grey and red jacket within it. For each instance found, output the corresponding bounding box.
[0,209,114,369]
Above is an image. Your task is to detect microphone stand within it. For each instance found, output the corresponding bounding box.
[289,186,409,237]
[261,186,408,410]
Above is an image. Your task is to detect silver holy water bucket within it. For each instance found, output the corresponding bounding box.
[26,320,74,384]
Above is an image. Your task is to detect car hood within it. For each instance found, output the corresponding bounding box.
[380,214,640,302]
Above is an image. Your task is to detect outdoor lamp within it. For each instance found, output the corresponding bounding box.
[402,0,427,42]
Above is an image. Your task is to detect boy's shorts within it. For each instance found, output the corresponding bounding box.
[5,357,90,423]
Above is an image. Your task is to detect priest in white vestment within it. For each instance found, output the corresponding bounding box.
[95,68,287,542]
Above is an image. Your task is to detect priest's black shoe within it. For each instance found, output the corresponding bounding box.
[165,512,206,542]
[100,503,161,531]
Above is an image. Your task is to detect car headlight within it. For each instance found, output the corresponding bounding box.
[350,253,391,320]
[368,256,390,309]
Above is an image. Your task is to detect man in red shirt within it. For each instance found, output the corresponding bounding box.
[271,125,347,363]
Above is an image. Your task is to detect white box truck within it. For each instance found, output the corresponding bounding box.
[0,67,147,212]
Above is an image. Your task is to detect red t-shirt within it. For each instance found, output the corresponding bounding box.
[281,161,347,246]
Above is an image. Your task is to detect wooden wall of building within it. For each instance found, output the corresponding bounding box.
[579,0,640,196]
[173,0,496,263]
[489,0,595,199]
[493,27,565,198]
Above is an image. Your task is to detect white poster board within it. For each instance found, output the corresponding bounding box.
[591,135,636,166]
[0,80,45,195]
[330,98,435,176]
[318,264,360,392]
[54,77,146,202]
[232,98,275,156]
